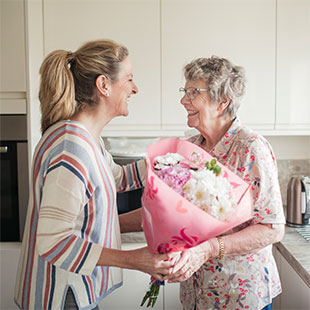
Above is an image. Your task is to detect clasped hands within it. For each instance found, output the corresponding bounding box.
[149,241,213,283]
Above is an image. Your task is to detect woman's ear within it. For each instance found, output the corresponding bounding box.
[218,98,231,112]
[95,75,110,97]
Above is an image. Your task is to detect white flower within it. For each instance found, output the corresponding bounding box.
[154,152,236,221]
[182,168,236,221]
[154,152,185,170]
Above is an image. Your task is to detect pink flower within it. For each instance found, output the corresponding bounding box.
[180,151,205,170]
[156,165,191,195]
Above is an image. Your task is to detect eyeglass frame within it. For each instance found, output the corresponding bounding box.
[179,87,209,100]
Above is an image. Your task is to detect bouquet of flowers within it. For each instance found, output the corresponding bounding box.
[140,138,252,307]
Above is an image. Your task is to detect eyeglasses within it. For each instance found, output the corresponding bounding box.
[179,87,209,100]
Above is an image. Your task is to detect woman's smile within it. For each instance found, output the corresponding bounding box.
[187,110,199,116]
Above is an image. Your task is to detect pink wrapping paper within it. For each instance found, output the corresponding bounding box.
[141,138,253,254]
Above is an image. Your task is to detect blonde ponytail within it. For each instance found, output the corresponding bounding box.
[39,50,76,133]
[38,39,128,133]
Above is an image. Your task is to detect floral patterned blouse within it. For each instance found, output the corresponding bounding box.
[180,118,286,310]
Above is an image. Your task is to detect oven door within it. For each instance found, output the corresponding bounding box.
[0,141,20,241]
[0,115,29,241]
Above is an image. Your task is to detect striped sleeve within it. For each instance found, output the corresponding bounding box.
[36,159,102,276]
[105,151,146,192]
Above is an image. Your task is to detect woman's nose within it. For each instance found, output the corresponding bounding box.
[132,82,138,94]
[180,95,187,105]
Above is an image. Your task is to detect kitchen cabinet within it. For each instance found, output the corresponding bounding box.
[0,0,27,114]
[23,0,310,137]
[0,0,26,92]
[99,242,182,309]
[276,0,310,132]
[273,246,310,310]
[100,268,165,309]
[165,282,182,309]
[41,0,279,136]
[43,0,162,134]
[99,243,164,309]
[0,243,22,310]
[161,0,276,132]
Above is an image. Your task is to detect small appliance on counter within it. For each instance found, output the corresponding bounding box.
[286,176,310,227]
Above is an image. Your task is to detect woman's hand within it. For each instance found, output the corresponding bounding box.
[167,239,217,283]
[128,247,180,281]
[166,223,285,283]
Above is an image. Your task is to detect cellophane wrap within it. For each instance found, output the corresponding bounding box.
[141,138,253,254]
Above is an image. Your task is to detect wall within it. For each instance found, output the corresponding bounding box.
[265,136,310,207]
[266,136,310,160]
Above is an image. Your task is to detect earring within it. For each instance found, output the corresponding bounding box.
[105,91,110,97]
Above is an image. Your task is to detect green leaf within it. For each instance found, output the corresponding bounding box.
[151,297,157,307]
[147,298,153,307]
[141,290,151,306]
[141,284,162,308]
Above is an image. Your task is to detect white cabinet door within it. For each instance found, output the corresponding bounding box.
[273,246,310,310]
[0,0,27,114]
[161,0,276,132]
[43,0,161,132]
[99,268,164,310]
[164,282,182,310]
[0,0,27,93]
[0,243,22,310]
[99,243,164,309]
[276,0,310,132]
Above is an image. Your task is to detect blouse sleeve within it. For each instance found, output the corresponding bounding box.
[238,137,286,225]
[104,150,146,192]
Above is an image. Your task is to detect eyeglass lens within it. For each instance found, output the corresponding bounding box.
[179,87,197,100]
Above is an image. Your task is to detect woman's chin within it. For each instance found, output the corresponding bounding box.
[187,118,198,129]
[121,110,129,117]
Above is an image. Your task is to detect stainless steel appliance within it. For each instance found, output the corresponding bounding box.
[286,176,310,227]
[0,115,29,241]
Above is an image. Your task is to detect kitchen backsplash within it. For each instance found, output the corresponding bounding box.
[277,159,310,207]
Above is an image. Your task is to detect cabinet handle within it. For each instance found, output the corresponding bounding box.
[0,146,8,153]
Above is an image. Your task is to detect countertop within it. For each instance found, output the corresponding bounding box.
[274,226,310,287]
[121,231,146,244]
[121,226,310,288]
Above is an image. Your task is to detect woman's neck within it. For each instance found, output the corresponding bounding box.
[199,117,233,152]
[70,107,111,148]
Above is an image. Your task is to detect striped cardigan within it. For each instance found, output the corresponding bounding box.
[14,120,145,310]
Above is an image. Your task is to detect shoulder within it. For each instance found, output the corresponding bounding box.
[234,126,278,179]
[44,121,95,151]
[236,126,275,159]
[184,134,204,145]
[35,121,97,169]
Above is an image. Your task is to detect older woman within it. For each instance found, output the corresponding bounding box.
[169,56,285,310]
[14,39,176,310]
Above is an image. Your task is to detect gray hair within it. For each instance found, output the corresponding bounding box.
[183,56,246,118]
